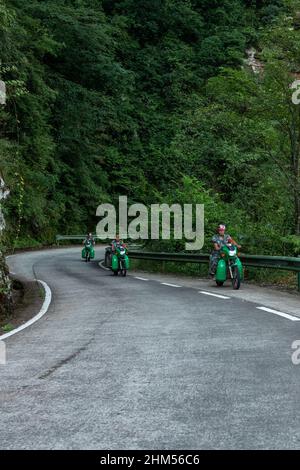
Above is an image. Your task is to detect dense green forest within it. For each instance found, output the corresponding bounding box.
[0,0,300,260]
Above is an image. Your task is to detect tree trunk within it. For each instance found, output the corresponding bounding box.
[295,191,300,236]
[294,140,300,235]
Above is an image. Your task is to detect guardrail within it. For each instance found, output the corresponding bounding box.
[129,251,300,292]
[55,235,145,250]
[55,236,300,291]
[56,235,101,242]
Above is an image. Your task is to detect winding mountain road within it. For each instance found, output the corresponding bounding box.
[1,247,300,449]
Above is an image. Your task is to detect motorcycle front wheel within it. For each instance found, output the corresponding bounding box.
[232,266,241,290]
[105,251,111,267]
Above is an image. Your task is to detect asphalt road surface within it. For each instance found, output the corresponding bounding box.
[1,247,300,449]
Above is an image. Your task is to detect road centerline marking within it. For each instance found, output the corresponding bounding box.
[135,277,149,281]
[256,306,300,322]
[199,291,230,299]
[161,282,182,288]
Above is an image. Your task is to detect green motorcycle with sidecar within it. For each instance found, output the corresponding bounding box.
[215,242,243,290]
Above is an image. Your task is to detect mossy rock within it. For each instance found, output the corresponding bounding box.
[0,250,12,320]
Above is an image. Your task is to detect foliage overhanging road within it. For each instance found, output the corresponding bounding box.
[1,247,300,450]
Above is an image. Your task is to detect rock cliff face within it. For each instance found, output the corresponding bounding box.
[0,176,12,320]
[245,48,264,75]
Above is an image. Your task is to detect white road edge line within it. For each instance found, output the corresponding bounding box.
[0,280,52,340]
[161,282,182,288]
[99,260,110,271]
[256,306,300,322]
[199,291,230,299]
[135,277,149,281]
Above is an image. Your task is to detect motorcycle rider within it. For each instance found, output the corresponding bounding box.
[83,232,95,246]
[111,234,126,253]
[209,223,241,277]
